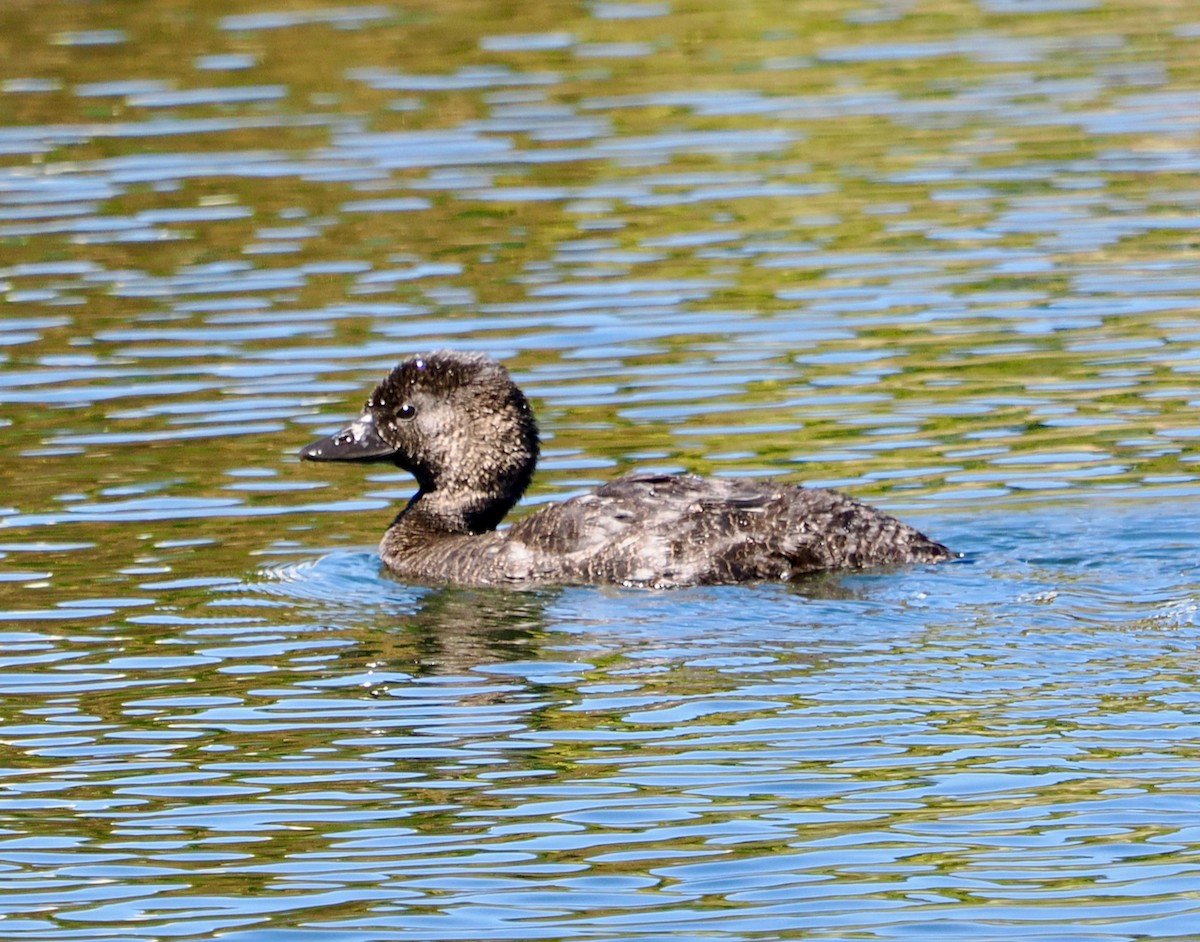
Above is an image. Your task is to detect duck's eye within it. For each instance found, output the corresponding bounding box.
[398,403,417,421]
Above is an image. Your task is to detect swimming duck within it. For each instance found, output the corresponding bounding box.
[300,351,951,586]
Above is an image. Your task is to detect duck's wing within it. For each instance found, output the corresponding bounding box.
[506,473,948,586]
[502,476,664,582]
[719,483,951,574]
[590,474,830,582]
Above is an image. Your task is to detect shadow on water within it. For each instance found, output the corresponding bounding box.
[237,552,551,672]
[246,546,876,674]
[399,584,557,673]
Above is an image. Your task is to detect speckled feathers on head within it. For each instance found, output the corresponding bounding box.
[367,350,510,411]
[354,350,541,534]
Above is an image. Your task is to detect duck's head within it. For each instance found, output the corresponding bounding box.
[300,351,540,532]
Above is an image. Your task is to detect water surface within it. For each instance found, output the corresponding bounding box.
[2,0,1199,938]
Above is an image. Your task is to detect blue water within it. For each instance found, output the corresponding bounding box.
[2,0,1200,938]
[3,500,1197,938]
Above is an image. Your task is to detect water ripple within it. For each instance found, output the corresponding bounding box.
[2,0,1200,938]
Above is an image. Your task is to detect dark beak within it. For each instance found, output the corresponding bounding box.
[299,412,398,462]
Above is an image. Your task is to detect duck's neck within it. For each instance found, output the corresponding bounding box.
[391,487,514,536]
[380,491,507,581]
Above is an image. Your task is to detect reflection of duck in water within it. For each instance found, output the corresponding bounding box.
[300,351,951,587]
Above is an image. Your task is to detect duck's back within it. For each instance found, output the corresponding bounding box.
[499,473,950,587]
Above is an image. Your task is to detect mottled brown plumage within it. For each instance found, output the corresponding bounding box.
[300,351,952,587]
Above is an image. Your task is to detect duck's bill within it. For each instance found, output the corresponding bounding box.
[299,412,397,462]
